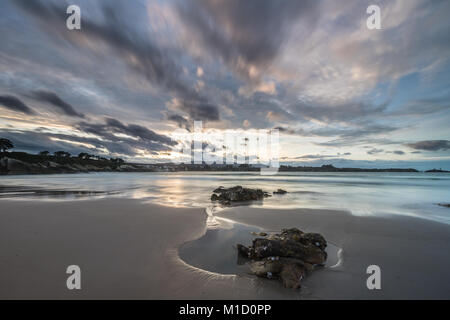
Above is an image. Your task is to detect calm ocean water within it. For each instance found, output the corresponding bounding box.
[0,172,449,224]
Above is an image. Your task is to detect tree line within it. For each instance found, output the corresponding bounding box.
[0,138,124,163]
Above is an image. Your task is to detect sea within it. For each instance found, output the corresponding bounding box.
[1,171,449,224]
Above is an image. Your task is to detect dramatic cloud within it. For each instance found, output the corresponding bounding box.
[406,140,450,151]
[0,95,34,115]
[32,90,84,118]
[168,114,191,130]
[0,116,178,158]
[13,0,220,122]
[0,0,449,168]
[176,0,319,82]
[77,117,176,150]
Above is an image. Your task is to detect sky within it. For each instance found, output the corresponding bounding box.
[0,0,449,170]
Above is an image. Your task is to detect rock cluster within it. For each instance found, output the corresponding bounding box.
[211,186,270,205]
[237,228,327,289]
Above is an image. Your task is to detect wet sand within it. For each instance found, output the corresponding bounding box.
[1,198,450,299]
[0,199,298,299]
[216,207,450,299]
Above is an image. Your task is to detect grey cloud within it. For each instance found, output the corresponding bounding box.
[294,154,337,160]
[406,140,450,151]
[290,100,390,125]
[176,0,319,81]
[77,118,176,149]
[388,98,450,117]
[168,114,191,130]
[367,148,384,155]
[291,152,352,160]
[386,150,405,155]
[14,0,220,122]
[316,138,400,148]
[274,121,397,141]
[0,130,95,155]
[273,126,290,133]
[0,117,177,157]
[32,90,84,118]
[178,100,219,122]
[105,118,176,146]
[0,95,35,115]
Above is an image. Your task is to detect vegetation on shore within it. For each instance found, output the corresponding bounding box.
[0,138,134,174]
[1,137,447,175]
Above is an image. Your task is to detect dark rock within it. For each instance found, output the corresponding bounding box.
[248,257,309,289]
[211,194,220,201]
[237,244,250,257]
[211,186,270,205]
[438,203,450,208]
[249,259,283,277]
[250,238,327,264]
[273,189,287,195]
[280,261,306,289]
[237,227,328,289]
[251,232,268,237]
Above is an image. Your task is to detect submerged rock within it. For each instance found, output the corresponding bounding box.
[237,228,328,289]
[251,232,268,237]
[211,186,270,205]
[273,189,288,195]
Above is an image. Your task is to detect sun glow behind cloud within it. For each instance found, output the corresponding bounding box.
[0,0,448,168]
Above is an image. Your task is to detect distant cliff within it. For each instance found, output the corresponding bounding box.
[0,152,156,175]
[0,153,425,175]
[278,164,419,173]
[425,169,450,173]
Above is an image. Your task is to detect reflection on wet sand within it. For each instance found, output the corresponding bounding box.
[179,218,341,280]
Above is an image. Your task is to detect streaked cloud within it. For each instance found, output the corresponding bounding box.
[406,140,450,151]
[31,90,84,118]
[0,95,35,115]
[0,0,448,168]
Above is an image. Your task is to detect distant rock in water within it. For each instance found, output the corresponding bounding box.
[211,186,270,205]
[237,228,328,289]
[273,189,287,195]
[438,203,450,208]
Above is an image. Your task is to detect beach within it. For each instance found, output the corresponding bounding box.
[1,196,450,299]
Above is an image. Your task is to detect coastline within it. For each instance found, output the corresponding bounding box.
[2,154,437,176]
[0,198,299,299]
[1,197,450,299]
[216,207,450,299]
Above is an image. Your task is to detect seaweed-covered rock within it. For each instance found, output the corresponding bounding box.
[237,228,328,289]
[248,257,308,289]
[211,186,270,205]
[249,258,284,277]
[273,189,287,195]
[280,262,305,289]
[249,238,327,264]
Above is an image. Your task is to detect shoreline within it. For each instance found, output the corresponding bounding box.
[1,198,450,299]
[4,155,445,175]
[215,206,450,299]
[0,198,300,299]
